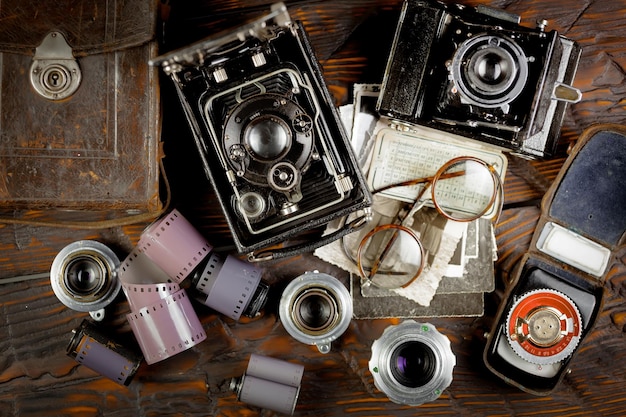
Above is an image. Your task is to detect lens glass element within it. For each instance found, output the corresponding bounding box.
[432,158,497,221]
[64,255,107,296]
[293,288,337,333]
[369,321,455,406]
[245,115,291,160]
[391,341,437,388]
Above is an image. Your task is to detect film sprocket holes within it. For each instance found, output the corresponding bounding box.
[150,3,371,258]
[279,271,352,354]
[135,209,269,320]
[118,257,207,365]
[50,240,121,321]
[369,321,455,406]
[378,0,582,159]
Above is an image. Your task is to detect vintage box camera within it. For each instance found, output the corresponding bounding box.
[483,125,626,395]
[378,0,581,159]
[151,3,371,259]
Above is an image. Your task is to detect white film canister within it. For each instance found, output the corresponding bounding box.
[231,354,304,415]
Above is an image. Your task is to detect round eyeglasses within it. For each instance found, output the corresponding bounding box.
[344,156,503,290]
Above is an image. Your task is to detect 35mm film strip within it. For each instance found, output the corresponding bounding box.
[119,235,207,365]
[129,209,268,321]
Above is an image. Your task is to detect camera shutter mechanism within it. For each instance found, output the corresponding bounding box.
[29,31,82,100]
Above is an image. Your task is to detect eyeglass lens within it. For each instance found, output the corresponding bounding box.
[432,158,497,221]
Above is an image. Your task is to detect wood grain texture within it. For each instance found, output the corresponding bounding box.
[1,0,626,416]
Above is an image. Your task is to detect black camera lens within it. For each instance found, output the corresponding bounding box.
[390,341,437,388]
[472,50,512,87]
[64,256,106,296]
[245,115,291,160]
[294,289,337,332]
[451,34,528,108]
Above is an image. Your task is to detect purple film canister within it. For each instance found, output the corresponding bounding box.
[193,252,267,319]
[67,319,141,386]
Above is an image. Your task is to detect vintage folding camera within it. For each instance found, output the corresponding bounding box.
[483,124,626,395]
[377,0,582,159]
[151,3,371,259]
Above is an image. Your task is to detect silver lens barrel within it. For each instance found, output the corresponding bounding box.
[50,240,121,321]
[369,321,455,406]
[279,271,352,354]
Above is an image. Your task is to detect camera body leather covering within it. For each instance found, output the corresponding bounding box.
[151,4,371,258]
[0,0,162,219]
[378,0,581,159]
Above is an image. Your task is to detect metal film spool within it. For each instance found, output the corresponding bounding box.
[369,321,455,406]
[279,271,353,354]
[138,209,213,283]
[67,319,141,386]
[231,354,304,415]
[50,240,121,321]
[506,288,582,365]
[119,243,207,365]
[192,252,267,320]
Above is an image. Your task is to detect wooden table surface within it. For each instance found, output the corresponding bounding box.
[1,0,625,416]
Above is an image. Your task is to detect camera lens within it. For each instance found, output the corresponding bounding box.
[245,115,291,161]
[293,288,337,333]
[474,50,510,86]
[64,256,106,296]
[451,34,528,108]
[390,341,437,388]
[369,321,455,406]
[279,272,352,354]
[50,240,121,320]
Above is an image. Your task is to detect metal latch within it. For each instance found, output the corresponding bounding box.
[30,31,82,100]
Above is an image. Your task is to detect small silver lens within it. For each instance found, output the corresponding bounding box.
[369,321,455,406]
[279,271,352,354]
[50,240,121,320]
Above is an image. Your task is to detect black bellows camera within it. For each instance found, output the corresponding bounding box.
[378,0,581,158]
[151,3,371,259]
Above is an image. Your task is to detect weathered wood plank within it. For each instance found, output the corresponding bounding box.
[1,0,625,416]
